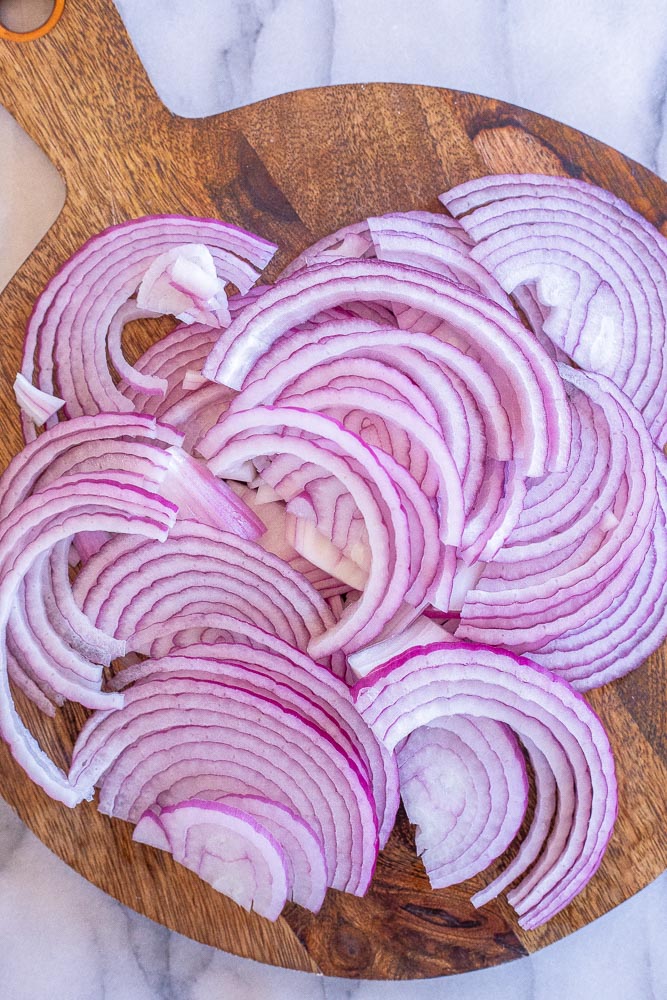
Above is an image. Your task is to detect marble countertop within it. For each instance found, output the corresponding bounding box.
[0,2,666,997]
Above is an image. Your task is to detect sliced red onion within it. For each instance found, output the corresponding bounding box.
[198,406,415,655]
[13,373,64,427]
[367,214,517,312]
[159,447,263,539]
[121,322,219,406]
[347,616,451,679]
[277,220,375,279]
[135,799,290,921]
[72,519,342,671]
[203,795,327,911]
[286,516,368,592]
[441,174,667,444]
[202,259,569,477]
[397,715,527,888]
[109,639,398,849]
[457,368,657,648]
[136,244,230,326]
[70,530,111,564]
[0,473,176,804]
[490,372,621,565]
[353,641,617,928]
[0,413,182,520]
[70,672,378,894]
[228,318,522,573]
[133,807,171,850]
[45,539,126,665]
[8,556,123,712]
[107,301,170,398]
[528,454,667,688]
[0,415,188,712]
[138,793,327,912]
[471,737,559,909]
[21,216,275,440]
[243,321,512,463]
[7,650,59,717]
[261,357,463,496]
[274,386,462,547]
[278,211,475,283]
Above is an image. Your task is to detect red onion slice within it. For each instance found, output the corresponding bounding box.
[0,413,182,519]
[72,519,342,672]
[0,473,176,804]
[159,447,264,539]
[136,799,290,921]
[457,368,657,647]
[528,453,667,688]
[228,483,357,596]
[368,215,517,312]
[397,715,528,887]
[13,373,64,427]
[202,259,569,477]
[441,173,667,444]
[205,795,327,911]
[277,220,375,279]
[241,321,513,463]
[110,640,399,850]
[353,641,617,928]
[21,216,275,439]
[199,406,414,655]
[119,322,234,448]
[70,673,378,894]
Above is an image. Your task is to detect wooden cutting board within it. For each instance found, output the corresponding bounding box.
[0,0,665,981]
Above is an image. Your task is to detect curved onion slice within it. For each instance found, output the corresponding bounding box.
[353,641,617,929]
[21,216,275,440]
[441,173,667,444]
[0,416,186,712]
[277,220,375,279]
[13,374,64,427]
[0,411,260,713]
[72,518,344,673]
[528,454,667,689]
[397,715,528,887]
[1,190,661,931]
[240,320,512,463]
[202,259,570,477]
[0,473,176,804]
[135,799,290,920]
[70,670,379,894]
[203,795,327,911]
[137,794,327,912]
[109,639,399,849]
[457,367,657,649]
[367,213,516,311]
[198,406,416,654]
[0,413,181,519]
[226,319,524,570]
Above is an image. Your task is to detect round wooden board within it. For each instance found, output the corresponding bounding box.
[0,0,666,981]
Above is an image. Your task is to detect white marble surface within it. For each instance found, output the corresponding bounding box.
[0,1,666,997]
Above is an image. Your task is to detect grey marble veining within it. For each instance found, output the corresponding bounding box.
[116,0,667,178]
[0,794,665,1000]
[0,2,666,997]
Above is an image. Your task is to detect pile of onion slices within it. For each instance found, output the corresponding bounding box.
[1,173,664,932]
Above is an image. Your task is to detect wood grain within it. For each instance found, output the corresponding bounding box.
[0,0,665,979]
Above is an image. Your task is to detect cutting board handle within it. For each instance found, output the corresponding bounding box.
[0,0,171,190]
